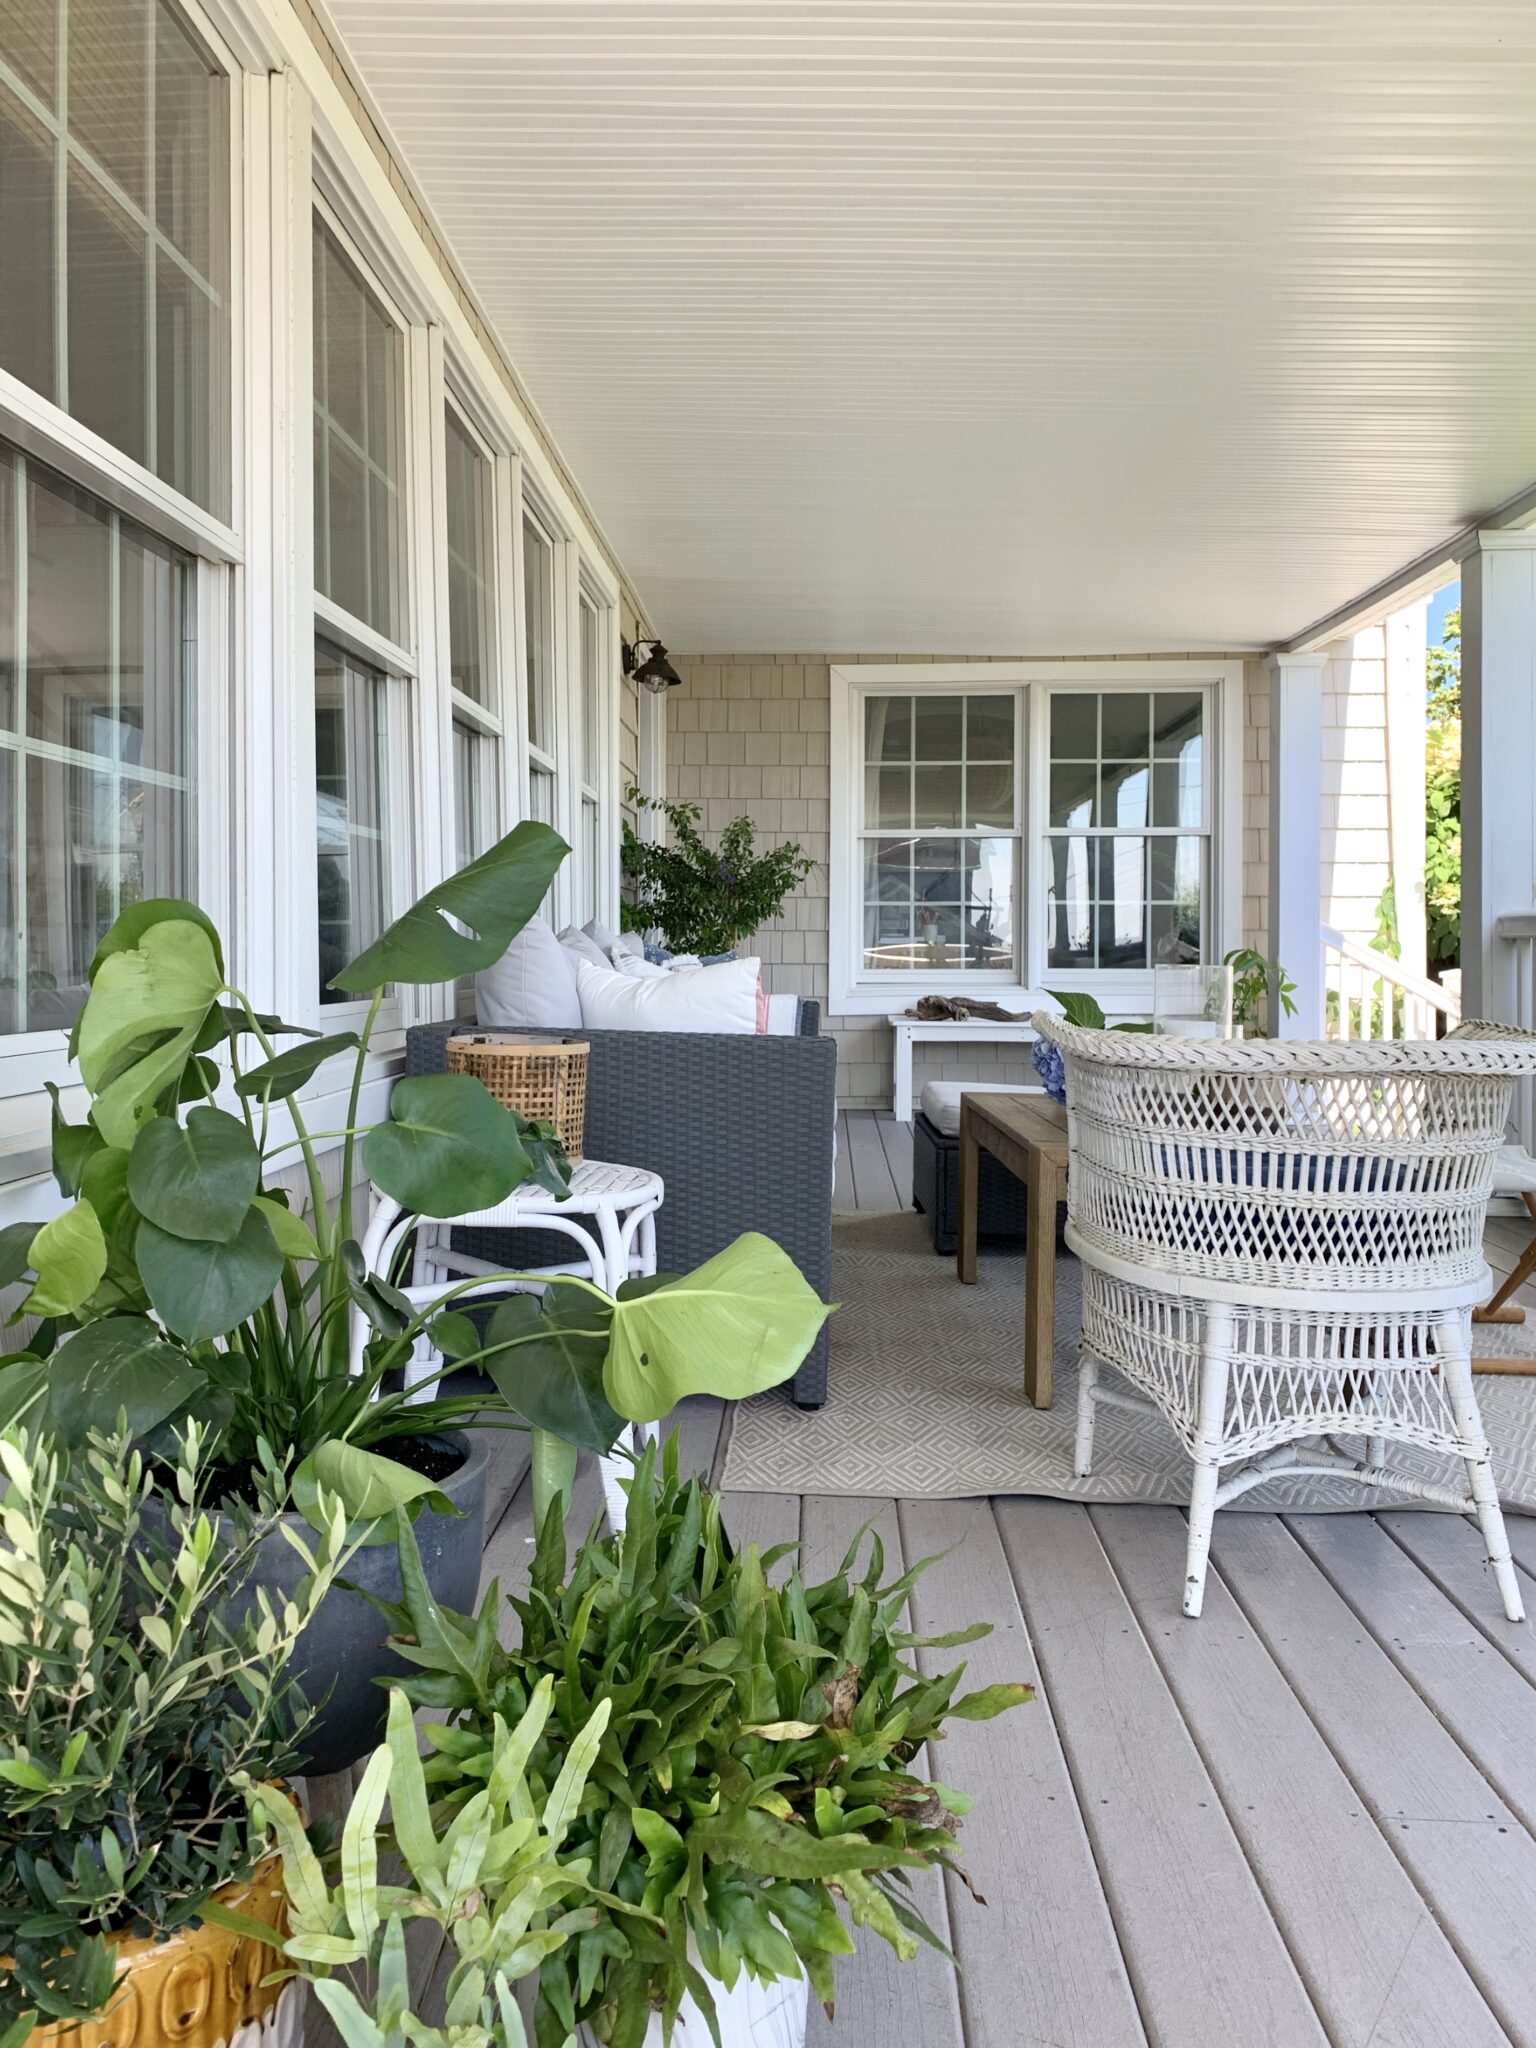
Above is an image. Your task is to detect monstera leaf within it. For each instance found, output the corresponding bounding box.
[75,914,223,1149]
[363,1073,534,1218]
[603,1233,833,1423]
[128,1108,261,1244]
[21,1202,107,1319]
[482,1286,625,1453]
[37,1317,206,1446]
[329,821,568,994]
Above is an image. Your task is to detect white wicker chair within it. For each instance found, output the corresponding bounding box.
[1035,1015,1536,1620]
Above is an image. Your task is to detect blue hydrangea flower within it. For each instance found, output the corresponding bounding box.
[1031,1035,1067,1104]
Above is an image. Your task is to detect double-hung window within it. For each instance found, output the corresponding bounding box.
[574,583,613,926]
[521,506,558,832]
[311,211,410,1005]
[0,0,232,1058]
[831,662,1240,1015]
[443,399,502,873]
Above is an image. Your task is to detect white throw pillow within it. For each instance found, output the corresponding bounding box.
[576,956,761,1035]
[582,917,621,954]
[475,915,581,1029]
[609,929,646,960]
[613,951,670,980]
[557,925,613,972]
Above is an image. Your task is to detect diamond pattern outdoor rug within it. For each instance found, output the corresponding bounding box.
[719,1211,1536,1510]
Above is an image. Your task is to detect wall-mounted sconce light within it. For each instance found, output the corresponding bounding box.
[622,637,683,693]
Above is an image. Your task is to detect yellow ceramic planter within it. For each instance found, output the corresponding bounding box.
[27,1858,302,2048]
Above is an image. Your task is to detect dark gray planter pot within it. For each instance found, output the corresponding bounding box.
[206,1431,488,1777]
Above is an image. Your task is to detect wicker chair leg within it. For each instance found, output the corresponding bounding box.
[1074,1353,1099,1477]
[1439,1326,1526,1623]
[1183,1306,1233,1620]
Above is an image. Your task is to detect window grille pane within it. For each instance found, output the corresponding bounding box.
[314,220,405,643]
[452,718,498,872]
[524,515,555,756]
[445,408,495,708]
[315,640,390,1001]
[1,446,193,1035]
[1046,831,1206,968]
[579,594,601,777]
[0,87,55,400]
[0,1,229,515]
[861,834,1014,973]
[529,760,555,826]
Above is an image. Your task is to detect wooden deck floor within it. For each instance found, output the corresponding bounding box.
[327,1112,1536,2048]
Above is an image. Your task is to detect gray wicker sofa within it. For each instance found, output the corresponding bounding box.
[403,1007,836,1407]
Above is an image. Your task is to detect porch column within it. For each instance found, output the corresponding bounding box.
[1460,530,1536,1021]
[1266,651,1326,1036]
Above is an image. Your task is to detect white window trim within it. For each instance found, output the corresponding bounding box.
[572,573,620,930]
[828,659,1244,1018]
[0,0,245,1137]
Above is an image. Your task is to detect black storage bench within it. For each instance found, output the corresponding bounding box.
[911,1107,1030,1256]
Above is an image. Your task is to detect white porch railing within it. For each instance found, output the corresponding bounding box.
[1321,924,1461,1043]
[1496,913,1536,1152]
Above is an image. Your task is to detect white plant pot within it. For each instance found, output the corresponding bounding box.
[579,1966,808,2048]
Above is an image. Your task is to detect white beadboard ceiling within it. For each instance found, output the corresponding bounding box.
[323,1,1536,653]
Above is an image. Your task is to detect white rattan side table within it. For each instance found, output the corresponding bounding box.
[352,1159,665,1529]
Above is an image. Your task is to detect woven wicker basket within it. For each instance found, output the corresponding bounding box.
[446,1033,589,1161]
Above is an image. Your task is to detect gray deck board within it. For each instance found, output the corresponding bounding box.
[997,1497,1329,2048]
[1286,1512,1536,1836]
[1210,1513,1536,2043]
[798,1495,965,2048]
[1094,1503,1509,2048]
[842,1108,901,1212]
[875,1111,914,1206]
[902,1496,1148,2048]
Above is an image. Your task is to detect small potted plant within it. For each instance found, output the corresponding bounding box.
[226,1685,614,2048]
[620,789,815,955]
[0,1422,346,2048]
[362,1437,1031,2048]
[0,826,830,1772]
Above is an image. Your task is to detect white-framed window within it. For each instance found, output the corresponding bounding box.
[0,0,233,519]
[443,396,502,870]
[521,502,558,832]
[829,661,1243,1017]
[0,0,237,1091]
[310,204,413,1008]
[573,580,614,926]
[1,445,195,1035]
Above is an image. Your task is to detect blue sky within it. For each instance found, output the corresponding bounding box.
[1428,581,1459,646]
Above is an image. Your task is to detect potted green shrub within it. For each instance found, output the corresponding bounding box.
[0,1421,346,2048]
[0,826,831,1772]
[362,1437,1031,2048]
[224,1686,615,2048]
[620,790,815,956]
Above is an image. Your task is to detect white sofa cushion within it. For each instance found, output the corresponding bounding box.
[919,1078,1038,1139]
[557,924,613,972]
[577,955,761,1035]
[475,915,581,1029]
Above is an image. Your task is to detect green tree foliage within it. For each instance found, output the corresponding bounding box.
[1426,606,1461,970]
[621,789,816,956]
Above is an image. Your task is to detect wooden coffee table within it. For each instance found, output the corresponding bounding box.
[956,1092,1069,1409]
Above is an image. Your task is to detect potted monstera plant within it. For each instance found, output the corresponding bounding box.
[0,826,831,1773]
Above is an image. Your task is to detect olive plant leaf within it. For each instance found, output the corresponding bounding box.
[44,1316,206,1445]
[22,1201,108,1318]
[329,820,569,994]
[363,1073,533,1218]
[482,1287,625,1453]
[293,1440,456,1542]
[128,1108,260,1244]
[603,1232,833,1423]
[136,1207,283,1342]
[76,918,223,1148]
[234,1031,362,1102]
